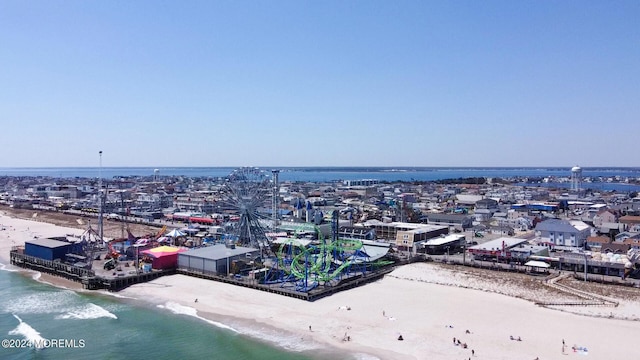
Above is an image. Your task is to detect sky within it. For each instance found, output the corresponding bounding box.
[1,1,638,168]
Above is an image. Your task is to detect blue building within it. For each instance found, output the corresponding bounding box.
[24,238,73,261]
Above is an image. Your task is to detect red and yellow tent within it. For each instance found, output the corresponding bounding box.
[141,246,186,269]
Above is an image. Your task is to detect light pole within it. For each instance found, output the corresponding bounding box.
[462,242,466,266]
[98,151,104,243]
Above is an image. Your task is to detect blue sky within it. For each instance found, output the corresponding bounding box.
[1,1,638,167]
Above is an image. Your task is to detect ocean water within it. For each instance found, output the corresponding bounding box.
[0,267,345,360]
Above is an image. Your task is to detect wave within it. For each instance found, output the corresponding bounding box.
[55,303,118,320]
[0,263,19,272]
[95,290,137,299]
[31,272,41,281]
[3,290,79,315]
[352,353,382,360]
[156,302,324,352]
[157,302,238,333]
[234,322,323,352]
[8,314,46,349]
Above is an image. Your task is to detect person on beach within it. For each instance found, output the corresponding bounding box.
[194,298,198,303]
[309,325,312,331]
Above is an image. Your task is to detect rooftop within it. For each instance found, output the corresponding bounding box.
[26,238,73,249]
[468,237,528,252]
[179,244,258,261]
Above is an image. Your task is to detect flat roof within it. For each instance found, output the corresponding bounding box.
[273,237,313,247]
[424,234,465,246]
[393,224,449,233]
[468,237,528,252]
[509,244,548,254]
[179,244,258,261]
[26,238,73,249]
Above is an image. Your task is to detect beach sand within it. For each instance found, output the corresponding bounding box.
[2,211,640,359]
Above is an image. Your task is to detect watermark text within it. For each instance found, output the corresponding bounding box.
[2,338,85,349]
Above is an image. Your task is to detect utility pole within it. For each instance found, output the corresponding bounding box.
[98,151,104,243]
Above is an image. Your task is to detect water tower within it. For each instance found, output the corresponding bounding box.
[571,165,582,192]
[153,168,159,182]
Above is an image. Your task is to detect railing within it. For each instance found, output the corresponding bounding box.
[10,250,96,279]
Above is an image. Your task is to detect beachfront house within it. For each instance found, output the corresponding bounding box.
[535,219,591,249]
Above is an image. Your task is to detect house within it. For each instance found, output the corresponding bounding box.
[593,209,617,228]
[474,198,500,222]
[535,219,592,249]
[586,235,610,251]
[614,232,640,242]
[476,198,499,210]
[455,194,483,206]
[619,215,640,230]
[599,242,631,254]
[622,238,640,251]
[425,213,473,230]
[489,225,515,236]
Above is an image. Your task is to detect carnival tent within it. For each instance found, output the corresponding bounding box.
[166,229,186,238]
[141,246,187,269]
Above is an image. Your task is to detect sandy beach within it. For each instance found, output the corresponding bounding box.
[3,211,640,360]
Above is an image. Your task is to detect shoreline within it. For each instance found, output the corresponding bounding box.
[3,212,640,359]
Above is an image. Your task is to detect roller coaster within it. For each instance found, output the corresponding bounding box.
[263,211,393,292]
[217,166,394,293]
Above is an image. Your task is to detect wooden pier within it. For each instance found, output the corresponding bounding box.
[9,249,392,299]
[177,266,395,302]
[10,249,173,291]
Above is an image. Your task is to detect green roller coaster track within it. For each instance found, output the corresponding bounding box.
[275,225,392,284]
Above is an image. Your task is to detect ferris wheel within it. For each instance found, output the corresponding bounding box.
[220,167,273,249]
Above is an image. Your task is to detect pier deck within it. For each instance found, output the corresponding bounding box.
[177,266,394,301]
[10,249,173,291]
[9,249,393,299]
